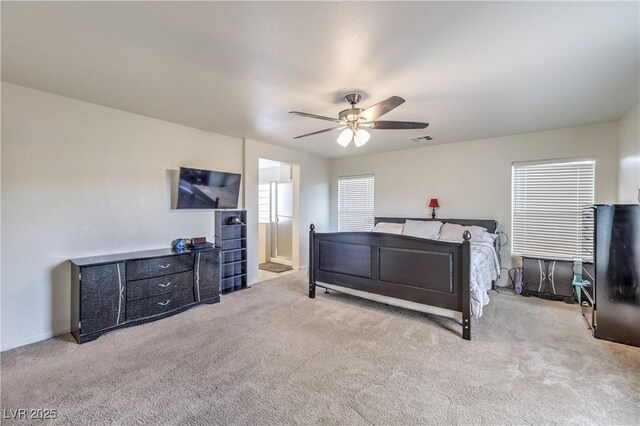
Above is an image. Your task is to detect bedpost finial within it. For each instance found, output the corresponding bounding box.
[310,224,315,231]
[463,230,471,241]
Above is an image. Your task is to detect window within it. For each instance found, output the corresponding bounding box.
[338,175,375,232]
[512,159,595,261]
[258,183,271,223]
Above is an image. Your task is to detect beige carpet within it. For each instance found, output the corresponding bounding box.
[1,271,639,425]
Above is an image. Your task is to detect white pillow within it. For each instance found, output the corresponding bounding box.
[466,225,489,242]
[483,232,499,244]
[438,223,465,241]
[372,222,404,234]
[439,223,488,242]
[402,220,443,240]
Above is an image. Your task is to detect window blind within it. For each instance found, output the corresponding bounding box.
[338,175,375,232]
[512,160,595,262]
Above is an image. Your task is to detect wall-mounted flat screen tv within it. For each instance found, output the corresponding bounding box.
[176,167,241,209]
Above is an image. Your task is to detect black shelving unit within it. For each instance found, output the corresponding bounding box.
[215,210,248,294]
[591,204,640,347]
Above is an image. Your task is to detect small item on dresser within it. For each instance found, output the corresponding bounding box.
[191,236,207,245]
[191,242,214,250]
[226,216,244,225]
[188,237,214,250]
[172,238,187,253]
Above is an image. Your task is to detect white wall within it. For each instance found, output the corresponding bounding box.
[244,139,330,285]
[258,223,271,263]
[618,102,640,203]
[259,164,292,184]
[330,122,620,281]
[259,166,279,183]
[0,83,247,350]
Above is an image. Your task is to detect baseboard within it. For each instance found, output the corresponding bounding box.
[1,327,70,352]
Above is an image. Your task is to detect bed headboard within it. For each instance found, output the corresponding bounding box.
[374,217,498,234]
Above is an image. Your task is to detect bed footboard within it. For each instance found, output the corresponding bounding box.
[308,224,472,340]
[309,224,317,299]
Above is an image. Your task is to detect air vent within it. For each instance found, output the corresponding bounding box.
[410,136,433,143]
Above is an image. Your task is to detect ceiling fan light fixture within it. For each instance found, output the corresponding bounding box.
[337,128,353,147]
[291,94,428,147]
[353,128,371,147]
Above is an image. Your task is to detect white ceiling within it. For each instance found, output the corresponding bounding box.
[2,2,638,158]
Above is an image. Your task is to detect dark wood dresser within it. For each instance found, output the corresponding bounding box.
[70,247,220,343]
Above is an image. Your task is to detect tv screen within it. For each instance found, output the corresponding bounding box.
[176,167,241,209]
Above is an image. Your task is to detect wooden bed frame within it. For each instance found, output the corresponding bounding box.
[308,217,498,340]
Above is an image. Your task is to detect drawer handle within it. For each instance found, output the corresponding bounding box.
[158,300,171,306]
[159,264,171,269]
[158,282,172,288]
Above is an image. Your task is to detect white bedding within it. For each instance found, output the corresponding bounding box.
[468,242,500,318]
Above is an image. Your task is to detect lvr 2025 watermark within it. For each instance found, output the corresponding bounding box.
[2,408,58,420]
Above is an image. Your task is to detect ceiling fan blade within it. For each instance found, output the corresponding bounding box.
[293,126,346,139]
[289,111,342,123]
[358,96,405,121]
[364,121,429,130]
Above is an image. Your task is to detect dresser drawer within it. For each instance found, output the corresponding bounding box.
[127,254,193,281]
[127,270,193,302]
[127,288,194,321]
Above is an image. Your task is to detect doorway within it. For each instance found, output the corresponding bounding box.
[273,181,293,262]
[258,159,296,281]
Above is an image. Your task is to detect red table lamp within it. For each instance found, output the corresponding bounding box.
[428,198,439,219]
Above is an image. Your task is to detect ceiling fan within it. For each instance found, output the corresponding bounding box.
[290,93,428,148]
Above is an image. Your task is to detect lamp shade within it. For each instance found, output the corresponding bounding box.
[336,128,353,147]
[353,129,371,147]
[428,198,439,208]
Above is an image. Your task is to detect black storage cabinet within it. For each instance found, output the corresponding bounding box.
[592,204,640,347]
[215,210,248,294]
[522,256,574,302]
